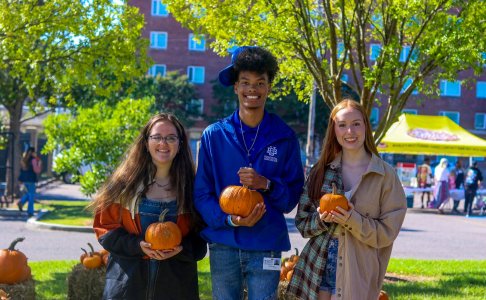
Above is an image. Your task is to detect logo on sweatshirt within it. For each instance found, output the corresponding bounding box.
[264,146,278,162]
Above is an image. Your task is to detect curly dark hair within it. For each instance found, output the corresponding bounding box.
[233,47,279,84]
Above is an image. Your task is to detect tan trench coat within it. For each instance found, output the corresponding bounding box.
[335,153,407,299]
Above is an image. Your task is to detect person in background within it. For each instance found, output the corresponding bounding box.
[92,113,207,299]
[417,157,433,209]
[195,46,305,299]
[17,147,42,217]
[433,158,450,214]
[287,99,406,300]
[464,161,483,217]
[451,160,465,215]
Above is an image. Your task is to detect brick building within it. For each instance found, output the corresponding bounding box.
[130,0,486,169]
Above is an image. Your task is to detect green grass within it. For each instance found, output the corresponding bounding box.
[36,201,93,226]
[29,258,486,299]
[29,258,212,300]
[384,259,486,299]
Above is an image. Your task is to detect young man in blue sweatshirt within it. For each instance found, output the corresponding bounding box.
[194,46,305,299]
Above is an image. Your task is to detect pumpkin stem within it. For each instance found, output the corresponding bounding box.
[87,242,95,255]
[81,248,88,256]
[158,208,169,222]
[294,247,299,256]
[331,182,337,195]
[8,237,25,251]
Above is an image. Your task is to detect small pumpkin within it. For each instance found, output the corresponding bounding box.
[286,269,294,281]
[319,182,349,213]
[145,208,182,250]
[280,248,300,282]
[80,246,102,269]
[0,237,32,284]
[99,249,110,266]
[219,185,264,217]
[378,290,389,300]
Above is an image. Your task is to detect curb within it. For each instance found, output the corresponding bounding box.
[25,209,94,233]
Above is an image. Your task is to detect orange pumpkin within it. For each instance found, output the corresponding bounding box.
[80,247,103,269]
[219,185,264,217]
[378,290,389,300]
[145,208,182,250]
[286,269,294,281]
[319,182,349,213]
[280,248,300,282]
[99,249,110,266]
[0,237,32,284]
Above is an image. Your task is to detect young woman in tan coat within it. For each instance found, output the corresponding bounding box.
[287,100,407,300]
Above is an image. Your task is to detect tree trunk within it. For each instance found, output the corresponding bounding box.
[5,99,24,199]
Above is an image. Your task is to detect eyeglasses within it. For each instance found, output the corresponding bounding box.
[148,135,179,144]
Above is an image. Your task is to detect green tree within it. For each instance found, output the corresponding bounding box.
[64,72,201,126]
[43,98,154,195]
[166,0,486,143]
[0,0,149,192]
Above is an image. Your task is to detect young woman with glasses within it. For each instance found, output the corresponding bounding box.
[92,113,206,300]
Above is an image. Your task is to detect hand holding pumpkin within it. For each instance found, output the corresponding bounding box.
[140,241,183,260]
[229,202,266,227]
[328,203,353,225]
[237,167,267,190]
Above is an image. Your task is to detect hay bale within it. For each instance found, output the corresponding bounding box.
[278,280,290,300]
[241,280,290,300]
[67,263,105,300]
[0,278,35,300]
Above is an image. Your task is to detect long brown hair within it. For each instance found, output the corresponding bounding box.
[92,113,201,228]
[307,100,379,200]
[21,147,36,171]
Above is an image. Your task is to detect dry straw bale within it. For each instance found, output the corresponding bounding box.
[67,263,106,300]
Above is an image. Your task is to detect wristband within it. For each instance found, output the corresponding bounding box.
[262,178,272,192]
[227,215,240,227]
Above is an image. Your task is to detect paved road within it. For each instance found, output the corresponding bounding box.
[1,183,486,261]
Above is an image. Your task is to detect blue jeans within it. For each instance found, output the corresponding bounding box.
[320,238,339,294]
[20,182,36,216]
[209,243,280,300]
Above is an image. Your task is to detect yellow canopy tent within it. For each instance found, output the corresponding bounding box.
[377,114,486,157]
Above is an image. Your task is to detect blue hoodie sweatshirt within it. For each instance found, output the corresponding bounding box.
[194,110,305,251]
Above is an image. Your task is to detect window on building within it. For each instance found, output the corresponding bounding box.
[370,44,381,61]
[187,66,205,84]
[439,111,460,124]
[187,98,204,115]
[148,64,166,77]
[370,107,379,126]
[152,0,168,16]
[337,42,345,59]
[476,81,486,99]
[341,74,348,83]
[399,46,418,63]
[188,34,206,51]
[402,109,418,115]
[439,80,461,97]
[475,113,486,130]
[371,14,383,29]
[401,78,419,95]
[150,32,168,49]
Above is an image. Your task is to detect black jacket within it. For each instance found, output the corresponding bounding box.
[99,228,207,300]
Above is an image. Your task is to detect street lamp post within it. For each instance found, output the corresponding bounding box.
[305,82,317,171]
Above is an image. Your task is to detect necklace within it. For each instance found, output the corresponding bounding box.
[240,118,261,166]
[153,180,170,189]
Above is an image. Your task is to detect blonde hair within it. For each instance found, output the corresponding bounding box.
[307,100,378,200]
